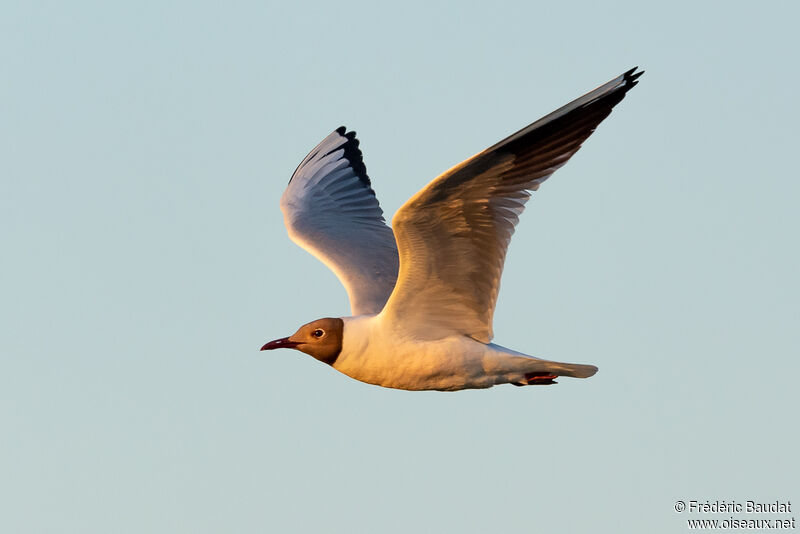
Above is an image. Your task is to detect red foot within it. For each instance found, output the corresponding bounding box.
[524,372,558,385]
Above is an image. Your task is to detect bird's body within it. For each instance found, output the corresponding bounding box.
[334,315,596,391]
[262,68,642,391]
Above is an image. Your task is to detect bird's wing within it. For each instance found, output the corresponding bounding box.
[380,68,643,342]
[280,127,399,315]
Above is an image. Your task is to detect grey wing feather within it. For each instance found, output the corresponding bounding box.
[381,68,643,342]
[280,127,399,315]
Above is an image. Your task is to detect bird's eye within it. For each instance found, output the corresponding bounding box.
[312,329,325,338]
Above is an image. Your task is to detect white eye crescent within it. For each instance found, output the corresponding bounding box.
[312,329,325,338]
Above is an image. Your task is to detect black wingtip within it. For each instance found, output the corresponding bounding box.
[623,67,645,88]
[334,127,371,189]
[289,126,371,187]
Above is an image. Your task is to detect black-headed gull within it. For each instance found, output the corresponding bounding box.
[262,68,643,391]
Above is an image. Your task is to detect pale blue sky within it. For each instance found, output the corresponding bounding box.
[2,1,798,533]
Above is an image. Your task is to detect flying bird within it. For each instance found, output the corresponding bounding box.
[262,68,643,391]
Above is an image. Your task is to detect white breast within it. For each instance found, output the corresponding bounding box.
[332,315,495,390]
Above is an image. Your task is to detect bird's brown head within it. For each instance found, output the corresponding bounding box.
[261,317,344,365]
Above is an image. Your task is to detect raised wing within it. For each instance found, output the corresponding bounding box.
[380,68,643,342]
[280,127,399,315]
